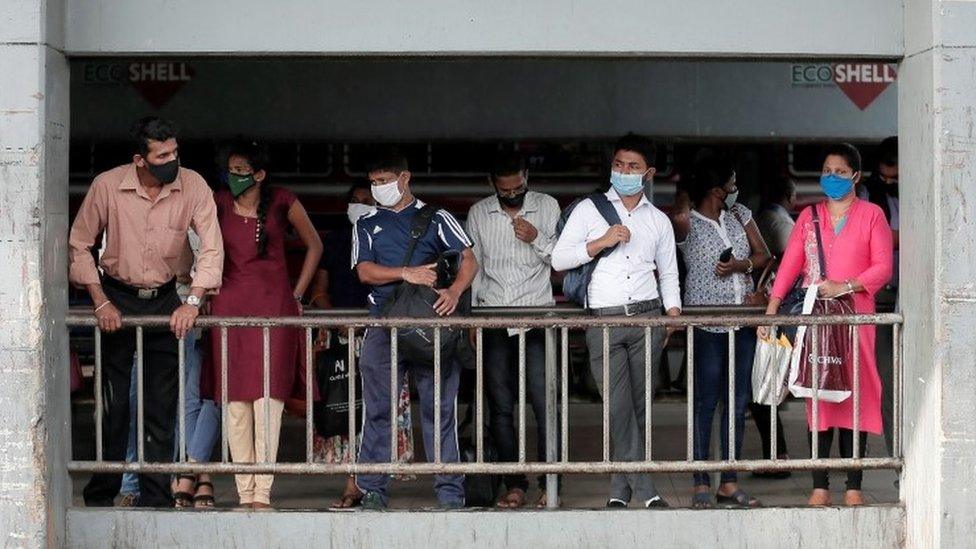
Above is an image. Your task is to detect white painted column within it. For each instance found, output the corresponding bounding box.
[900,1,976,547]
[0,0,70,546]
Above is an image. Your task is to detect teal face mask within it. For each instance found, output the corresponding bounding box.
[227,173,256,197]
[610,171,645,196]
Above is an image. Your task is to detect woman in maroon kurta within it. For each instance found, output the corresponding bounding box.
[207,141,323,508]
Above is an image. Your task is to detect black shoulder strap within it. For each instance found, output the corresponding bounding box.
[401,204,437,267]
[588,193,623,260]
[810,205,828,278]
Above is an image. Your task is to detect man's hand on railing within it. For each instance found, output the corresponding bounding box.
[94,301,123,333]
[664,306,682,346]
[170,304,199,340]
[402,264,437,287]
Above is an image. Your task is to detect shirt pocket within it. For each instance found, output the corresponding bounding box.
[161,227,189,260]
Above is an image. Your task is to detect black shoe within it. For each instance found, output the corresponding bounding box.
[361,491,387,510]
[606,498,628,508]
[645,496,670,509]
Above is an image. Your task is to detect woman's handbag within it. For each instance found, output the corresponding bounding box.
[786,207,856,403]
[752,330,792,405]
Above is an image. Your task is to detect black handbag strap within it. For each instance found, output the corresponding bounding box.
[811,205,828,278]
[401,204,437,267]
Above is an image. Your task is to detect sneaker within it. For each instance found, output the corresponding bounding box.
[645,496,669,509]
[360,491,387,511]
[118,493,139,507]
[438,500,464,510]
[606,498,628,508]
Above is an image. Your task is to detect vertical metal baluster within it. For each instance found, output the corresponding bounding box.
[476,328,484,462]
[686,328,695,461]
[811,327,820,459]
[390,327,398,463]
[852,325,861,459]
[221,327,229,463]
[434,327,442,464]
[728,330,736,463]
[518,328,527,464]
[136,326,145,464]
[893,323,902,459]
[94,328,103,462]
[602,325,610,463]
[178,339,186,463]
[770,395,779,463]
[561,327,569,463]
[348,327,357,460]
[306,327,313,464]
[545,327,558,509]
[263,327,271,463]
[644,326,653,461]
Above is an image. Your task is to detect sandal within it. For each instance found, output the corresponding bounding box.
[173,474,196,509]
[193,481,215,508]
[496,488,526,509]
[331,491,363,509]
[691,491,714,510]
[716,489,762,508]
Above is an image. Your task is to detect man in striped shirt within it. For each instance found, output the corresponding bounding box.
[466,152,561,508]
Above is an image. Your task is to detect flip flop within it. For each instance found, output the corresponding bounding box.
[496,488,526,509]
[173,474,196,509]
[330,492,363,509]
[716,489,762,508]
[193,481,215,508]
[691,492,714,509]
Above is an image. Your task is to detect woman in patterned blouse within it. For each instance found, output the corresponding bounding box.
[676,155,771,509]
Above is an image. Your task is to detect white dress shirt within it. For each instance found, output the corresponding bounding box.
[467,191,559,307]
[551,189,682,311]
[755,203,795,257]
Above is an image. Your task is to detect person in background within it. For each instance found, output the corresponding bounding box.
[206,140,323,509]
[466,152,561,508]
[353,151,478,510]
[676,156,770,508]
[69,116,224,507]
[760,143,892,506]
[308,181,415,509]
[756,176,797,258]
[552,133,681,510]
[858,136,899,456]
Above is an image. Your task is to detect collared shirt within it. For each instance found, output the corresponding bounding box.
[755,203,795,257]
[551,189,681,311]
[69,163,224,290]
[353,198,472,315]
[466,191,559,307]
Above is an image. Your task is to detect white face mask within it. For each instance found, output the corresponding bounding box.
[371,177,403,207]
[347,203,375,225]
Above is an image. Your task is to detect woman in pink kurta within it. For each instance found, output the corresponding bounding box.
[763,144,893,506]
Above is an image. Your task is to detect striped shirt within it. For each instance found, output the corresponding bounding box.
[466,191,560,307]
[353,198,472,315]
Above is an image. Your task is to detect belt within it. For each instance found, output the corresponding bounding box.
[102,276,176,300]
[590,299,661,317]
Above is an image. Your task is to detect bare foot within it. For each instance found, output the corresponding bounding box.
[844,490,864,506]
[535,490,560,508]
[252,502,272,510]
[808,489,831,506]
[496,488,526,509]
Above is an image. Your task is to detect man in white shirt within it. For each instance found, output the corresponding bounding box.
[756,177,796,257]
[467,153,561,508]
[552,134,681,509]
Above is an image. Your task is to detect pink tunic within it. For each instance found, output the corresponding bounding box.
[771,199,893,434]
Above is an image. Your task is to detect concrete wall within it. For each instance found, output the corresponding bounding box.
[62,0,903,58]
[0,0,71,547]
[66,507,905,548]
[900,1,976,547]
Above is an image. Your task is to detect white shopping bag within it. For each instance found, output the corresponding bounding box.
[752,331,792,406]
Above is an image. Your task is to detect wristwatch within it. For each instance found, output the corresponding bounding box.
[186,295,202,308]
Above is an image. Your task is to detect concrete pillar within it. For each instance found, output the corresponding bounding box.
[0,0,70,546]
[900,1,976,546]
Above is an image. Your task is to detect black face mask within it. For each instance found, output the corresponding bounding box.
[146,157,180,185]
[498,190,527,209]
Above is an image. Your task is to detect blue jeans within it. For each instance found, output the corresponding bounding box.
[121,330,219,495]
[692,328,755,487]
[355,328,464,506]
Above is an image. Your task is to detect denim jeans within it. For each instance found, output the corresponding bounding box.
[121,330,219,496]
[692,328,755,487]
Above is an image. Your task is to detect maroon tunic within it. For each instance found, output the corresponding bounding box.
[205,187,314,402]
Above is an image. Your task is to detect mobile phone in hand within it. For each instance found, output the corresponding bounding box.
[719,247,733,263]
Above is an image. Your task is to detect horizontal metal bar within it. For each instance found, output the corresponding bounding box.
[67,457,901,475]
[65,312,903,330]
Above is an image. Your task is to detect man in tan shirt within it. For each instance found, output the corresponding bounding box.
[69,116,224,507]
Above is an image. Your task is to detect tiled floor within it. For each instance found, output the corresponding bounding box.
[70,398,899,510]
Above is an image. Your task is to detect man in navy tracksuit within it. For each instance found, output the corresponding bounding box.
[353,151,478,509]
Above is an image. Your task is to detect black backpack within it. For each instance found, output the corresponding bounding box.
[381,205,471,365]
[555,193,622,307]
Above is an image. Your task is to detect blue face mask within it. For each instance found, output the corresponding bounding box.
[610,171,645,196]
[820,173,855,200]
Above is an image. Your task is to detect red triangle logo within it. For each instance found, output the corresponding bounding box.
[833,63,897,111]
[128,62,195,109]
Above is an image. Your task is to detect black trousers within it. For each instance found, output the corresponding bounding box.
[809,428,869,491]
[749,403,789,459]
[82,284,181,507]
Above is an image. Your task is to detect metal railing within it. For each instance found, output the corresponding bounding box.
[66,307,903,509]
